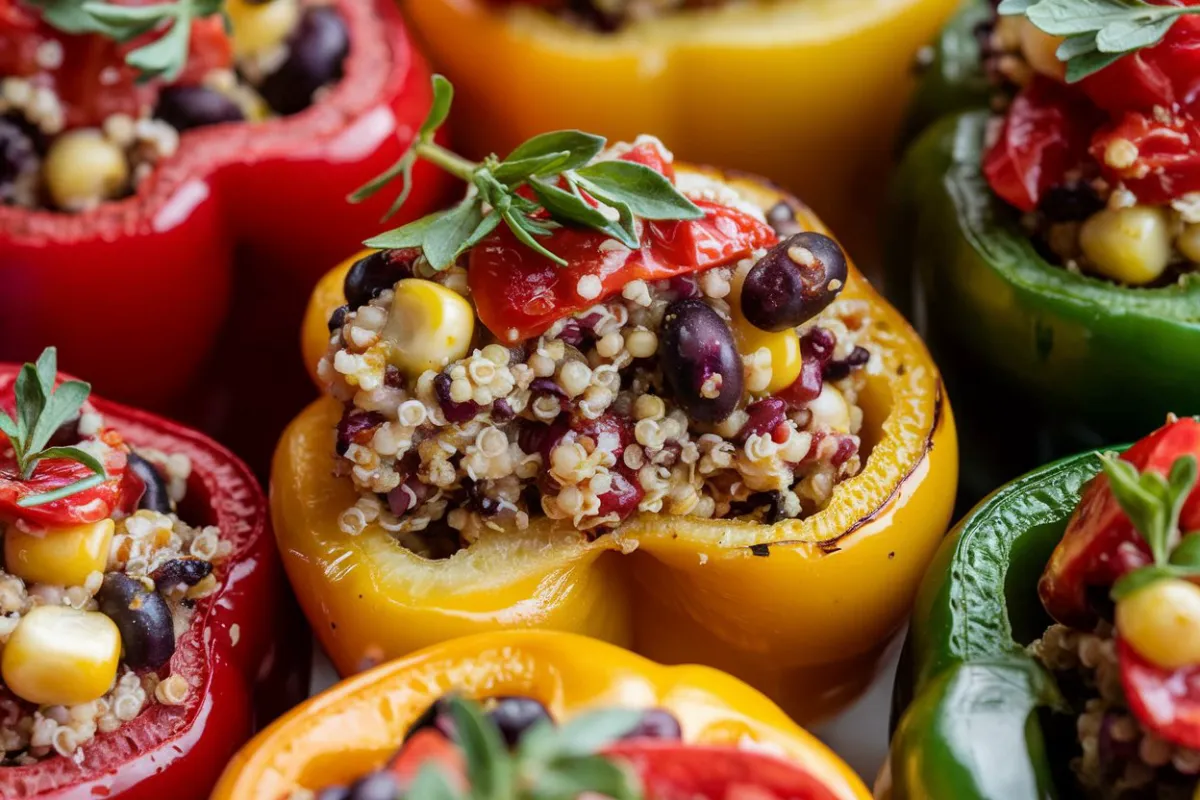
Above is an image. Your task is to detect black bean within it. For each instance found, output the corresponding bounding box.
[336,410,386,456]
[127,452,173,514]
[328,304,349,333]
[621,708,682,740]
[150,558,213,590]
[46,415,81,448]
[765,201,803,237]
[659,299,743,423]
[487,696,553,747]
[822,346,870,382]
[154,86,244,132]
[433,372,480,423]
[314,787,351,800]
[347,771,400,800]
[1038,183,1104,223]
[343,250,417,309]
[260,7,350,115]
[740,232,847,332]
[95,573,175,670]
[0,116,38,205]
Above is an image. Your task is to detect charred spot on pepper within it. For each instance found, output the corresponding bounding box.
[750,543,771,557]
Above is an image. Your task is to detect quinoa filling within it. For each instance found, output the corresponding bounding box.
[0,407,229,764]
[319,145,871,556]
[977,10,1200,287]
[1032,623,1200,799]
[0,0,349,212]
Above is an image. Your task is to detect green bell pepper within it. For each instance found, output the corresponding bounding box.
[887,449,1108,800]
[887,105,1200,505]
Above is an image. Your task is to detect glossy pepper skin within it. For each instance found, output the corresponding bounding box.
[0,364,309,799]
[883,447,1124,800]
[399,0,958,265]
[212,631,871,799]
[888,113,1200,506]
[0,0,452,422]
[280,167,958,724]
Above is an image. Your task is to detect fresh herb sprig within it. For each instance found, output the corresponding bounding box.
[412,696,644,800]
[998,0,1200,82]
[28,0,226,83]
[1101,451,1200,599]
[350,75,703,269]
[0,348,107,508]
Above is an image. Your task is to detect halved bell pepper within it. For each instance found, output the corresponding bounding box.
[212,630,871,799]
[399,0,959,264]
[0,0,454,467]
[280,166,958,724]
[0,361,308,800]
[889,0,1200,506]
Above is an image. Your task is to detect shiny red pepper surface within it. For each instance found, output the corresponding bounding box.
[0,363,308,799]
[0,0,453,464]
[468,143,777,341]
[984,1,1200,212]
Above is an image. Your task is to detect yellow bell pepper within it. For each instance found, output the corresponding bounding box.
[283,167,957,724]
[398,0,959,263]
[212,631,871,799]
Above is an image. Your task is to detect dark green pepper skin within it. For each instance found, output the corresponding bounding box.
[888,450,1112,800]
[887,106,1200,506]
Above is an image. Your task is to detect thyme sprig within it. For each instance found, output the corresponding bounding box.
[1100,451,1200,599]
[0,348,107,508]
[998,0,1200,82]
[350,75,703,268]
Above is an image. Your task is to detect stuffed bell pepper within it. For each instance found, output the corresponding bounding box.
[0,348,306,798]
[214,630,871,800]
[275,77,958,723]
[399,0,958,263]
[886,415,1200,800]
[889,0,1200,504]
[0,0,452,469]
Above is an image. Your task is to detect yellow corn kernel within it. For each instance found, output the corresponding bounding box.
[382,279,475,377]
[1178,222,1200,264]
[226,0,300,58]
[2,606,120,706]
[1116,578,1200,670]
[5,519,115,588]
[732,315,802,394]
[43,129,128,212]
[808,384,852,433]
[1019,18,1066,80]
[1079,206,1173,286]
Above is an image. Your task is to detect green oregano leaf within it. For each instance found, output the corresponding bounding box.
[423,198,484,271]
[574,161,704,220]
[447,696,512,800]
[1112,564,1178,601]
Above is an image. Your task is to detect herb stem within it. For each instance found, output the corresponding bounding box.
[414,140,478,182]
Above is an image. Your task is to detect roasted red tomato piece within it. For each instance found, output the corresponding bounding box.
[982,76,1103,213]
[389,730,467,788]
[603,742,842,800]
[1118,638,1200,750]
[1092,111,1200,205]
[0,437,131,527]
[1039,417,1200,629]
[469,203,776,342]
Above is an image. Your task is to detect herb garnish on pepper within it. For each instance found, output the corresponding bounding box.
[0,347,107,507]
[352,75,704,267]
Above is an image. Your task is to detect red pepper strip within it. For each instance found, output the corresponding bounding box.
[0,0,455,422]
[1039,417,1200,630]
[1092,111,1200,205]
[982,77,1103,213]
[0,365,308,800]
[603,742,841,800]
[1119,638,1200,750]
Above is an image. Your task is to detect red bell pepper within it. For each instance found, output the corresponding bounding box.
[0,0,454,466]
[1119,638,1200,750]
[0,362,309,800]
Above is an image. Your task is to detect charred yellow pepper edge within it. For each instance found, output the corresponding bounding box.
[284,166,958,723]
[212,631,871,800]
[397,0,959,262]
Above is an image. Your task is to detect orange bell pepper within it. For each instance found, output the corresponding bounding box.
[397,0,959,263]
[283,167,957,724]
[212,631,871,799]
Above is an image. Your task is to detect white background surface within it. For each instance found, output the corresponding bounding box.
[308,635,900,786]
